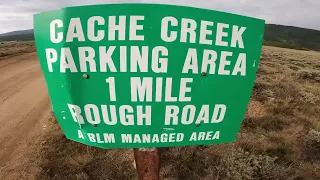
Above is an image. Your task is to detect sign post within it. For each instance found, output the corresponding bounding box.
[34,3,265,178]
[134,148,160,180]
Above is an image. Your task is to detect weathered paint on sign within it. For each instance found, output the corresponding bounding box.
[34,4,265,148]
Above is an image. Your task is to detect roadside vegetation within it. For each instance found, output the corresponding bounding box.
[31,46,320,179]
[0,41,35,59]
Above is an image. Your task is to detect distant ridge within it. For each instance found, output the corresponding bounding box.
[1,25,320,51]
[0,29,34,41]
[264,24,320,51]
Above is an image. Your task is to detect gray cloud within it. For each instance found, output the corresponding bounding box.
[0,0,319,33]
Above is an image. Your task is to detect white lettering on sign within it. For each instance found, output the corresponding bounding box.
[67,104,152,126]
[137,106,152,125]
[105,77,117,101]
[232,53,247,76]
[45,46,246,75]
[195,105,209,124]
[181,105,196,125]
[179,78,193,101]
[231,25,246,48]
[180,18,197,43]
[155,78,163,102]
[49,16,148,43]
[99,46,117,72]
[66,18,85,42]
[68,104,84,124]
[199,20,213,45]
[161,16,178,42]
[216,23,229,46]
[60,48,77,72]
[165,78,177,102]
[119,105,134,125]
[130,77,192,102]
[50,19,63,43]
[48,16,246,46]
[84,104,101,124]
[45,12,259,147]
[165,104,226,125]
[129,16,145,40]
[45,48,57,72]
[182,49,246,75]
[101,105,117,125]
[182,48,198,74]
[88,16,105,42]
[108,16,126,40]
[201,50,217,74]
[218,51,232,75]
[121,133,184,143]
[46,46,172,73]
[189,131,220,141]
[152,46,168,73]
[165,105,179,125]
[79,47,96,72]
[74,131,221,144]
[131,46,148,72]
[86,133,115,143]
[212,104,227,123]
[120,46,127,72]
[159,17,246,46]
[131,77,153,102]
[78,130,85,139]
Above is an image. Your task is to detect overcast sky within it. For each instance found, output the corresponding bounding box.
[0,0,319,33]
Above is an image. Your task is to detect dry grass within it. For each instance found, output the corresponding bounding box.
[32,46,320,179]
[34,117,137,180]
[0,41,35,59]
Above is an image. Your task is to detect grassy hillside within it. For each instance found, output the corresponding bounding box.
[264,24,320,51]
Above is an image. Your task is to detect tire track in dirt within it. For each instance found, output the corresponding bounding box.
[0,66,42,103]
[0,53,51,179]
[0,53,37,69]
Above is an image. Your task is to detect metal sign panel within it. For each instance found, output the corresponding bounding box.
[34,4,265,148]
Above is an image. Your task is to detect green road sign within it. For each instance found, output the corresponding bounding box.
[34,4,265,148]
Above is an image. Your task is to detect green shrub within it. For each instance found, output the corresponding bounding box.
[217,148,294,180]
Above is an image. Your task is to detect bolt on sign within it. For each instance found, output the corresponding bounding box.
[34,4,265,148]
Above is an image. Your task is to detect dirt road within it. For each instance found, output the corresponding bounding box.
[0,53,51,179]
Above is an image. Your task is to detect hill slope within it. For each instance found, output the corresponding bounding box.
[0,29,33,37]
[0,29,34,42]
[264,24,320,51]
[1,25,320,51]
